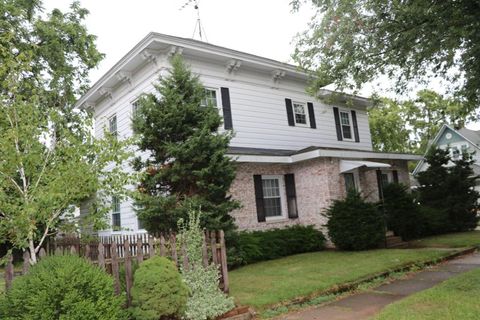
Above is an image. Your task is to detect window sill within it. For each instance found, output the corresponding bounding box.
[265,217,290,224]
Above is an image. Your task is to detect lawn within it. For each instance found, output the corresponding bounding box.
[410,231,480,248]
[229,248,455,310]
[374,268,480,320]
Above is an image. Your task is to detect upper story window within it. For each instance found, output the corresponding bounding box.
[262,175,285,219]
[201,88,218,107]
[293,102,309,126]
[339,111,352,140]
[132,100,140,117]
[108,114,117,137]
[111,196,121,229]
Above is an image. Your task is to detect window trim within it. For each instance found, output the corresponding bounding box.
[111,196,121,229]
[292,101,310,127]
[201,87,220,108]
[339,110,353,141]
[131,99,140,117]
[261,175,287,221]
[108,114,118,137]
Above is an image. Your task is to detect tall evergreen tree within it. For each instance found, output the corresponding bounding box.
[416,146,479,233]
[445,151,479,231]
[132,55,239,234]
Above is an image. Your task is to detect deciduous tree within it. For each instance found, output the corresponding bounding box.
[292,0,480,110]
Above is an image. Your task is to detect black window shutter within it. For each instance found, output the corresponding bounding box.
[376,170,384,200]
[253,175,266,222]
[393,170,399,183]
[351,110,360,142]
[221,87,233,130]
[285,174,298,219]
[307,102,316,129]
[333,107,343,141]
[285,98,295,126]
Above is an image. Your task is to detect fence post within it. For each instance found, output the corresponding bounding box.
[85,244,91,261]
[202,231,209,267]
[148,236,154,258]
[111,242,121,295]
[136,238,144,264]
[5,253,14,291]
[219,230,229,293]
[210,231,218,265]
[22,251,30,275]
[124,240,133,306]
[98,243,105,270]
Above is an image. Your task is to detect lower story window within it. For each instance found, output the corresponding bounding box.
[262,176,283,218]
[381,173,390,188]
[111,196,121,229]
[344,173,356,192]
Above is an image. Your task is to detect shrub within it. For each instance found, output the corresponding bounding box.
[419,205,450,236]
[324,191,385,250]
[382,183,424,240]
[130,256,188,320]
[0,255,126,320]
[227,225,326,268]
[179,210,235,320]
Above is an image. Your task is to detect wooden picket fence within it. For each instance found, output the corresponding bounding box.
[3,231,229,306]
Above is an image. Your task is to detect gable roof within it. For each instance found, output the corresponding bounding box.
[412,124,480,175]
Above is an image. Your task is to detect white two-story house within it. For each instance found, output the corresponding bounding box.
[77,33,421,235]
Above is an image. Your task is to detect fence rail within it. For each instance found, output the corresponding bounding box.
[3,231,229,305]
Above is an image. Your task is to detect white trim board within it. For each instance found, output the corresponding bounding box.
[229,149,422,164]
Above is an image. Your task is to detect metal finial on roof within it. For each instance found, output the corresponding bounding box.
[180,0,208,42]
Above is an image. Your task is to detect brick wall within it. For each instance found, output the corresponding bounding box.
[229,158,411,231]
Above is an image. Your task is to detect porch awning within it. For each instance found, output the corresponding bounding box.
[339,160,391,173]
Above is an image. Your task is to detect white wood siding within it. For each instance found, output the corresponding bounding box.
[91,56,374,234]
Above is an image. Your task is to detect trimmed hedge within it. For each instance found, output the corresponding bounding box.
[131,256,188,320]
[382,183,424,240]
[325,191,385,251]
[227,225,326,268]
[0,255,126,320]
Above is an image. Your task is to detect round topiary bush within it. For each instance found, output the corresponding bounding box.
[0,255,126,320]
[324,191,385,250]
[130,256,188,320]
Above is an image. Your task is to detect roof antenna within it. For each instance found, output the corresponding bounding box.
[180,0,208,42]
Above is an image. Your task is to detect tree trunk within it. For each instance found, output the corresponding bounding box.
[29,239,37,264]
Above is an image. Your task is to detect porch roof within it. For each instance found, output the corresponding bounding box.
[228,146,422,164]
[339,160,391,173]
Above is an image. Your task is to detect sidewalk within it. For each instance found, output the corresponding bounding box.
[274,251,480,320]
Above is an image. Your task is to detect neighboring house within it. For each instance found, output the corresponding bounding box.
[413,124,480,185]
[77,33,421,235]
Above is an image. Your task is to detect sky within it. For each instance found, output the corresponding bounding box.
[42,0,479,130]
[43,0,315,84]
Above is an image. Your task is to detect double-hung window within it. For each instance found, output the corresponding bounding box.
[131,100,140,117]
[108,114,117,138]
[261,175,284,219]
[293,102,309,126]
[344,173,356,192]
[201,88,218,107]
[111,196,121,229]
[339,111,352,140]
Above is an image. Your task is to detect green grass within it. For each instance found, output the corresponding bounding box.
[374,268,480,320]
[410,231,480,248]
[229,248,454,310]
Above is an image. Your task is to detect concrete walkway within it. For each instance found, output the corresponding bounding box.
[274,251,480,320]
